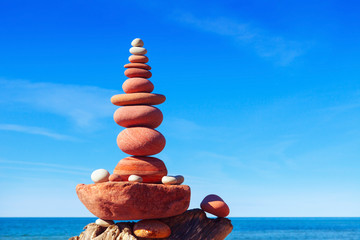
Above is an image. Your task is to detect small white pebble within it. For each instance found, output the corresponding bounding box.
[162,176,177,185]
[91,169,110,183]
[95,218,114,227]
[131,38,144,47]
[130,47,147,55]
[128,175,143,183]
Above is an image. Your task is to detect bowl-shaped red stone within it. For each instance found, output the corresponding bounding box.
[76,182,190,220]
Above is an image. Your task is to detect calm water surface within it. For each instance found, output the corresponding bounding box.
[0,217,359,239]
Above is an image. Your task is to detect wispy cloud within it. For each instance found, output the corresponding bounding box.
[0,159,91,175]
[172,12,306,65]
[0,124,77,141]
[0,79,117,128]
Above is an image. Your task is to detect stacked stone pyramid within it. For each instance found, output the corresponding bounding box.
[76,38,191,221]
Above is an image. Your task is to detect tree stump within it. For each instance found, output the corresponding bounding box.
[69,209,233,240]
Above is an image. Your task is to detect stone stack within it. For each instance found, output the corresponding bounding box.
[75,38,230,239]
[110,38,167,183]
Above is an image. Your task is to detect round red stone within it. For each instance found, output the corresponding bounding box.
[117,127,166,156]
[114,156,167,183]
[129,55,149,63]
[124,68,152,78]
[113,105,163,129]
[111,93,166,106]
[200,194,230,218]
[122,78,154,93]
[124,63,151,70]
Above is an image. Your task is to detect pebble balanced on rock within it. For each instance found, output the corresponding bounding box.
[111,39,167,182]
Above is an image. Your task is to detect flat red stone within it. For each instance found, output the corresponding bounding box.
[125,68,152,78]
[114,156,167,183]
[122,78,154,93]
[124,63,151,70]
[111,93,166,106]
[76,182,191,220]
[200,194,230,218]
[113,105,163,129]
[117,127,166,156]
[129,55,149,63]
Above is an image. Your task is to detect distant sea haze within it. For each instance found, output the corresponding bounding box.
[0,217,359,239]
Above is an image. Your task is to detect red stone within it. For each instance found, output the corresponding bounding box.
[109,174,122,182]
[124,68,152,78]
[129,55,149,63]
[122,78,154,93]
[111,93,166,106]
[113,106,163,129]
[76,182,191,220]
[200,194,230,218]
[124,63,151,70]
[134,220,171,238]
[117,127,166,156]
[114,156,167,183]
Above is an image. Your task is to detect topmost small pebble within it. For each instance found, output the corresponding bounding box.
[131,38,144,47]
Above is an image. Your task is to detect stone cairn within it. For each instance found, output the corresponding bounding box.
[74,38,232,239]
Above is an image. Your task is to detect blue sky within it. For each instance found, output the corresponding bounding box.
[0,0,359,217]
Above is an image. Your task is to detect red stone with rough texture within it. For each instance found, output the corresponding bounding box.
[129,55,149,63]
[124,63,151,70]
[76,182,191,220]
[134,220,171,238]
[117,127,165,156]
[111,93,166,106]
[200,194,230,218]
[124,68,152,78]
[113,105,163,129]
[114,156,167,183]
[122,78,154,93]
[109,173,122,182]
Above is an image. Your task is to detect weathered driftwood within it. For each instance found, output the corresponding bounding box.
[69,208,233,240]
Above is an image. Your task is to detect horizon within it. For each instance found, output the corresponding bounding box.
[1,0,360,218]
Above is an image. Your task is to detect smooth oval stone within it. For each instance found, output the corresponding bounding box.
[124,63,151,70]
[122,78,154,93]
[134,220,171,238]
[124,68,152,78]
[109,173,122,182]
[162,176,177,185]
[131,38,144,47]
[117,127,166,156]
[128,175,143,183]
[114,156,167,183]
[111,93,166,106]
[175,175,185,185]
[91,169,110,183]
[200,194,230,218]
[129,55,149,63]
[130,47,147,55]
[113,105,163,129]
[95,218,114,227]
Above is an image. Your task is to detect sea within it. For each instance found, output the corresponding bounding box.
[0,217,359,240]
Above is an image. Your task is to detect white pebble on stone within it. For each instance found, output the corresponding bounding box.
[131,38,144,47]
[91,169,110,183]
[128,175,143,183]
[95,218,114,227]
[175,175,184,185]
[130,47,147,55]
[162,176,178,185]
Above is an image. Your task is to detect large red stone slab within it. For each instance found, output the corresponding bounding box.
[76,182,191,220]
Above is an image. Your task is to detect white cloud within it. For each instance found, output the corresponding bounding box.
[172,12,306,65]
[0,79,117,128]
[0,124,77,141]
